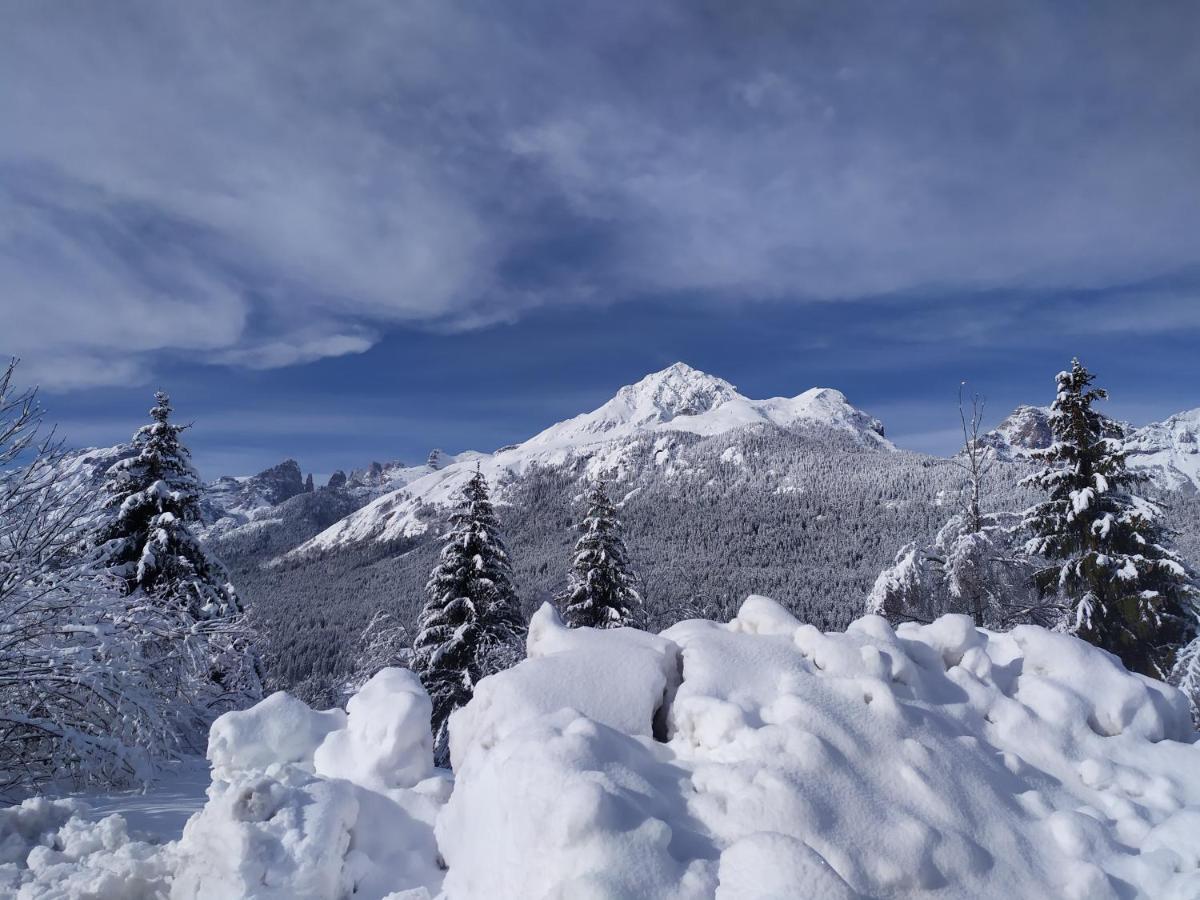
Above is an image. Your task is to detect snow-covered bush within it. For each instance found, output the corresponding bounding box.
[0,363,180,797]
[867,511,1052,629]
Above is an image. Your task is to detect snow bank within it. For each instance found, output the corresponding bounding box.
[444,598,1200,899]
[171,768,360,899]
[9,599,1200,899]
[438,709,716,899]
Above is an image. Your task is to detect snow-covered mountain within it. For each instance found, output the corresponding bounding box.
[205,459,310,520]
[326,455,484,496]
[522,362,889,448]
[1125,408,1200,494]
[980,405,1054,460]
[294,363,892,553]
[982,404,1200,493]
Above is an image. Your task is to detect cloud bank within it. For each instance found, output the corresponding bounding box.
[3,0,1199,387]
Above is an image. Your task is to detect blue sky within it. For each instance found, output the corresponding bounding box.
[3,2,1199,479]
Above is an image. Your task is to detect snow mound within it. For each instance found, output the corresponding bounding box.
[444,597,1199,899]
[314,667,434,791]
[447,603,680,771]
[438,709,717,899]
[207,690,347,776]
[174,671,447,899]
[172,767,361,899]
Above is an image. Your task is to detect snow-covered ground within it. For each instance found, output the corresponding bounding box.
[5,596,1199,899]
[69,760,210,840]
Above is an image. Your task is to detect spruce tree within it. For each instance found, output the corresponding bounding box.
[558,480,642,629]
[98,392,261,718]
[411,469,525,765]
[1022,360,1198,678]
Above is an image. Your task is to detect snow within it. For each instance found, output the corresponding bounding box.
[313,667,434,791]
[176,668,447,899]
[443,597,1199,899]
[207,690,347,775]
[73,759,211,839]
[293,363,892,554]
[8,597,1200,898]
[447,603,679,770]
[0,798,173,899]
[1124,407,1200,493]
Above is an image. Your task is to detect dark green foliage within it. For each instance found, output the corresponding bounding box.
[558,481,641,628]
[411,471,526,764]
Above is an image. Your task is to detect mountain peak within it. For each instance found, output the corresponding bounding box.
[615,362,741,422]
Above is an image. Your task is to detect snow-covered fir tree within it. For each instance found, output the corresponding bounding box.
[97,392,261,722]
[558,480,642,629]
[1022,360,1198,678]
[411,469,526,765]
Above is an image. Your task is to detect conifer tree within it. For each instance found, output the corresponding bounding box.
[98,392,261,719]
[1022,360,1198,678]
[558,480,642,629]
[411,469,525,765]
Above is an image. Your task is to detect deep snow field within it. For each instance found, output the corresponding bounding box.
[4,596,1200,899]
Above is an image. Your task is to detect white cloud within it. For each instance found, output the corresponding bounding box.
[214,333,377,370]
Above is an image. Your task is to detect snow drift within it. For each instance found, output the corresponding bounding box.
[4,597,1199,899]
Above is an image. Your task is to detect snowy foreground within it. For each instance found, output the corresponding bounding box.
[5,598,1200,899]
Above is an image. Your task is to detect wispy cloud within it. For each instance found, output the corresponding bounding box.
[3,1,1199,388]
